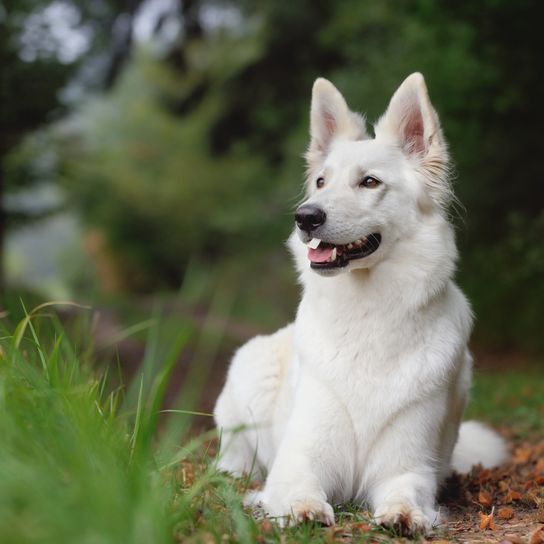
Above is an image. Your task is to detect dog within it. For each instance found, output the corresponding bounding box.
[213,73,507,534]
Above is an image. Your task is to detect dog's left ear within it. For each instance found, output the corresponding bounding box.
[306,78,368,172]
[375,73,451,208]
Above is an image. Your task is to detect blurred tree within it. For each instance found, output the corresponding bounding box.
[0,0,145,290]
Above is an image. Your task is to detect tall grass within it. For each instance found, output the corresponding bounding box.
[0,302,254,544]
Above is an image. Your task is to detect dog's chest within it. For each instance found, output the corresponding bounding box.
[294,286,441,429]
[297,287,423,372]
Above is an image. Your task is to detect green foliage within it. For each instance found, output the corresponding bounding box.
[0,308,169,542]
[461,212,544,352]
[0,305,245,543]
[0,0,145,222]
[54,49,293,290]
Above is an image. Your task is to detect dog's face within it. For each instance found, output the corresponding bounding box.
[295,73,451,275]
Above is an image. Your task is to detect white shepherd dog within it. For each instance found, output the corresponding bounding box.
[214,73,507,534]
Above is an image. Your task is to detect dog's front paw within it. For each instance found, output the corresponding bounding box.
[257,493,335,528]
[374,502,436,536]
[289,498,335,527]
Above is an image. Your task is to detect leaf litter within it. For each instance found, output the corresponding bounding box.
[438,439,544,543]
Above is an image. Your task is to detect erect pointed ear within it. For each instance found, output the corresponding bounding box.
[306,78,368,170]
[374,73,451,207]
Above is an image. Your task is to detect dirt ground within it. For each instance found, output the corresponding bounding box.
[434,441,544,543]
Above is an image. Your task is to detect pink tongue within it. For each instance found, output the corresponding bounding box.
[308,246,334,263]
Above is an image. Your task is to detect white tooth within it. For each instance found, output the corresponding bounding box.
[307,238,321,249]
[331,248,337,261]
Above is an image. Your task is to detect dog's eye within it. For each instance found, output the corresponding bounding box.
[316,177,325,189]
[359,176,381,189]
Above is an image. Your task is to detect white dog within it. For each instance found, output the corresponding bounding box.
[214,73,507,534]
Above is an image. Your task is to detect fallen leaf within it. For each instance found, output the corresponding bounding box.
[478,469,493,484]
[350,522,371,533]
[479,489,493,507]
[259,519,274,535]
[505,489,523,503]
[513,447,532,465]
[529,525,544,544]
[527,491,542,506]
[480,510,497,530]
[498,507,514,520]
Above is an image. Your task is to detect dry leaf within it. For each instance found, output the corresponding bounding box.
[513,447,532,465]
[529,525,544,544]
[505,489,523,503]
[479,489,493,507]
[527,491,542,506]
[260,519,273,535]
[498,507,514,520]
[480,510,497,530]
[478,469,493,484]
[350,522,371,533]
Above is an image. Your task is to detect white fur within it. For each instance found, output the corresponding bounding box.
[451,420,509,474]
[214,73,508,534]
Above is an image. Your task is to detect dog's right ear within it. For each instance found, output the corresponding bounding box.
[306,78,367,171]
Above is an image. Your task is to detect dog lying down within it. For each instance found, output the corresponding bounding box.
[214,73,508,535]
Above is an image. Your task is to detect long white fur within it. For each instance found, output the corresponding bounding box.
[214,73,508,533]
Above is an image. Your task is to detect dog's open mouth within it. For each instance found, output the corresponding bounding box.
[307,234,382,269]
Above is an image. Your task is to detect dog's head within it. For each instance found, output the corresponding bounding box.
[294,73,452,276]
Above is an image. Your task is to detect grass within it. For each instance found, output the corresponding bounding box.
[0,302,541,543]
[0,303,246,544]
[468,366,544,439]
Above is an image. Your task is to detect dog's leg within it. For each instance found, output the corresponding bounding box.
[214,325,294,477]
[254,436,336,527]
[365,391,458,536]
[214,387,260,477]
[254,373,355,527]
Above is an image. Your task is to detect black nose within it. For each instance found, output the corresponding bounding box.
[295,204,327,232]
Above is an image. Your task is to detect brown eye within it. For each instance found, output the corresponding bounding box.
[316,176,325,189]
[360,175,381,188]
